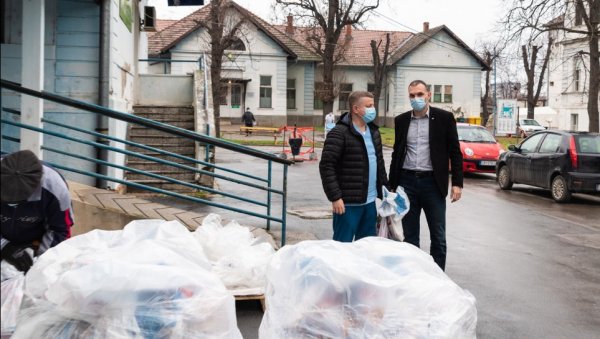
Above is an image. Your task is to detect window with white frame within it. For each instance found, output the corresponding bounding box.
[231,84,241,107]
[287,79,296,109]
[430,84,453,103]
[314,82,324,109]
[259,76,272,108]
[573,63,581,92]
[219,84,228,105]
[367,83,376,94]
[339,83,353,110]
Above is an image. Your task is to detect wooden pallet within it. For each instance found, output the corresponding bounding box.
[234,294,266,311]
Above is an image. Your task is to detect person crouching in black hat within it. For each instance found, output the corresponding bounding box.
[1,150,74,272]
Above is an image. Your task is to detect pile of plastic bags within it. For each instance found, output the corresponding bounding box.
[260,237,477,338]
[9,219,242,339]
[193,213,275,294]
[1,261,25,337]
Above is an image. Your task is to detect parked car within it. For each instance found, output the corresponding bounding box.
[456,123,504,173]
[518,118,546,137]
[496,130,600,202]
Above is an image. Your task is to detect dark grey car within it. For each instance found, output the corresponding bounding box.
[496,130,600,202]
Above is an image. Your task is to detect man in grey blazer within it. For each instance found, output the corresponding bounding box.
[389,80,463,270]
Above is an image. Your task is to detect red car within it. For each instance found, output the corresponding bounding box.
[457,123,504,173]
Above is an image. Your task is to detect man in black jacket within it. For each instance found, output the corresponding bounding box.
[241,107,256,136]
[319,91,388,242]
[389,80,463,270]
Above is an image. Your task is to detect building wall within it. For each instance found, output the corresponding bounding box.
[1,0,150,187]
[545,2,599,132]
[1,0,100,185]
[393,30,483,118]
[168,14,291,125]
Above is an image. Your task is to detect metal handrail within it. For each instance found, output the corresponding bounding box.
[1,80,292,165]
[1,79,292,245]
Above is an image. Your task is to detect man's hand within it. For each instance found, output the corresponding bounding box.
[450,186,462,203]
[332,199,345,215]
[1,243,33,272]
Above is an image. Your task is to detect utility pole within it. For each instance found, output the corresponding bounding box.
[492,56,498,136]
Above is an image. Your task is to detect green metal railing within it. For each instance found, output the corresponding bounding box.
[1,79,292,245]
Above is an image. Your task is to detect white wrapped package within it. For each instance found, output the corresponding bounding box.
[259,237,477,338]
[194,213,274,292]
[12,219,242,339]
[1,271,24,336]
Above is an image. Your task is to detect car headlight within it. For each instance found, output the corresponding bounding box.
[465,148,474,157]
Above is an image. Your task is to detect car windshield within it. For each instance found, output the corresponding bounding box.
[521,119,541,126]
[457,126,497,143]
[576,135,600,154]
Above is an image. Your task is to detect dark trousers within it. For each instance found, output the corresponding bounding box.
[332,202,377,242]
[398,172,447,270]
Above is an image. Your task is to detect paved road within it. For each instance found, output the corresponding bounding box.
[149,146,600,338]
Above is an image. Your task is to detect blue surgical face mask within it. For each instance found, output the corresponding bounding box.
[362,107,376,123]
[410,97,427,111]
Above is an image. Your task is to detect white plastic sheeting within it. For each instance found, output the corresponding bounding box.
[12,219,242,339]
[193,213,275,294]
[260,237,477,338]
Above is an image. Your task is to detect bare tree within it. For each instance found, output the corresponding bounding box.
[370,32,390,119]
[477,40,505,126]
[501,0,599,132]
[202,0,248,138]
[522,38,553,118]
[275,0,380,118]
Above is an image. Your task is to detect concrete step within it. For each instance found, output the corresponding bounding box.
[129,121,195,131]
[127,144,195,155]
[133,106,194,115]
[127,180,199,193]
[126,159,197,172]
[126,170,197,182]
[127,135,195,146]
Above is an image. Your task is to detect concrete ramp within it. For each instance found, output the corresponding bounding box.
[67,181,276,248]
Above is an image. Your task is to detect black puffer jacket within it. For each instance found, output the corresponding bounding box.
[319,112,389,204]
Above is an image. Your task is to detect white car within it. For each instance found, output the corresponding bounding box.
[518,118,546,137]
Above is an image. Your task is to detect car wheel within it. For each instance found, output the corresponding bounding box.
[520,130,527,138]
[551,175,572,203]
[497,165,513,190]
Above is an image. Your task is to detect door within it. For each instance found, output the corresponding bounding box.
[531,133,562,188]
[512,133,544,184]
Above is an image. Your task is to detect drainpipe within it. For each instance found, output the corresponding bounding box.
[97,0,110,188]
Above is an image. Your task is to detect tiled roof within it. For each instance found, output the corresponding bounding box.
[148,6,210,56]
[276,25,413,66]
[155,19,178,32]
[389,25,490,70]
[148,2,319,61]
[147,19,178,39]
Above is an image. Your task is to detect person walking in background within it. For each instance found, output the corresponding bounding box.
[1,150,74,272]
[324,111,335,138]
[319,91,388,242]
[388,80,463,271]
[242,107,256,136]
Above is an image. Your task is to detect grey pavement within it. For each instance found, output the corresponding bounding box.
[145,141,600,338]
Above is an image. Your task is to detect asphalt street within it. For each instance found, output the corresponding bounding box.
[149,146,600,338]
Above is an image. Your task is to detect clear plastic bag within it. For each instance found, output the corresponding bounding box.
[376,186,410,241]
[13,219,242,339]
[259,237,477,338]
[1,270,25,336]
[193,213,274,293]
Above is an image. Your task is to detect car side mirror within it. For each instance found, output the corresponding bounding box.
[508,144,518,152]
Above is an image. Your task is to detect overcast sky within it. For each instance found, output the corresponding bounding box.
[147,0,504,48]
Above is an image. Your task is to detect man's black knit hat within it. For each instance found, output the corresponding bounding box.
[1,150,43,204]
